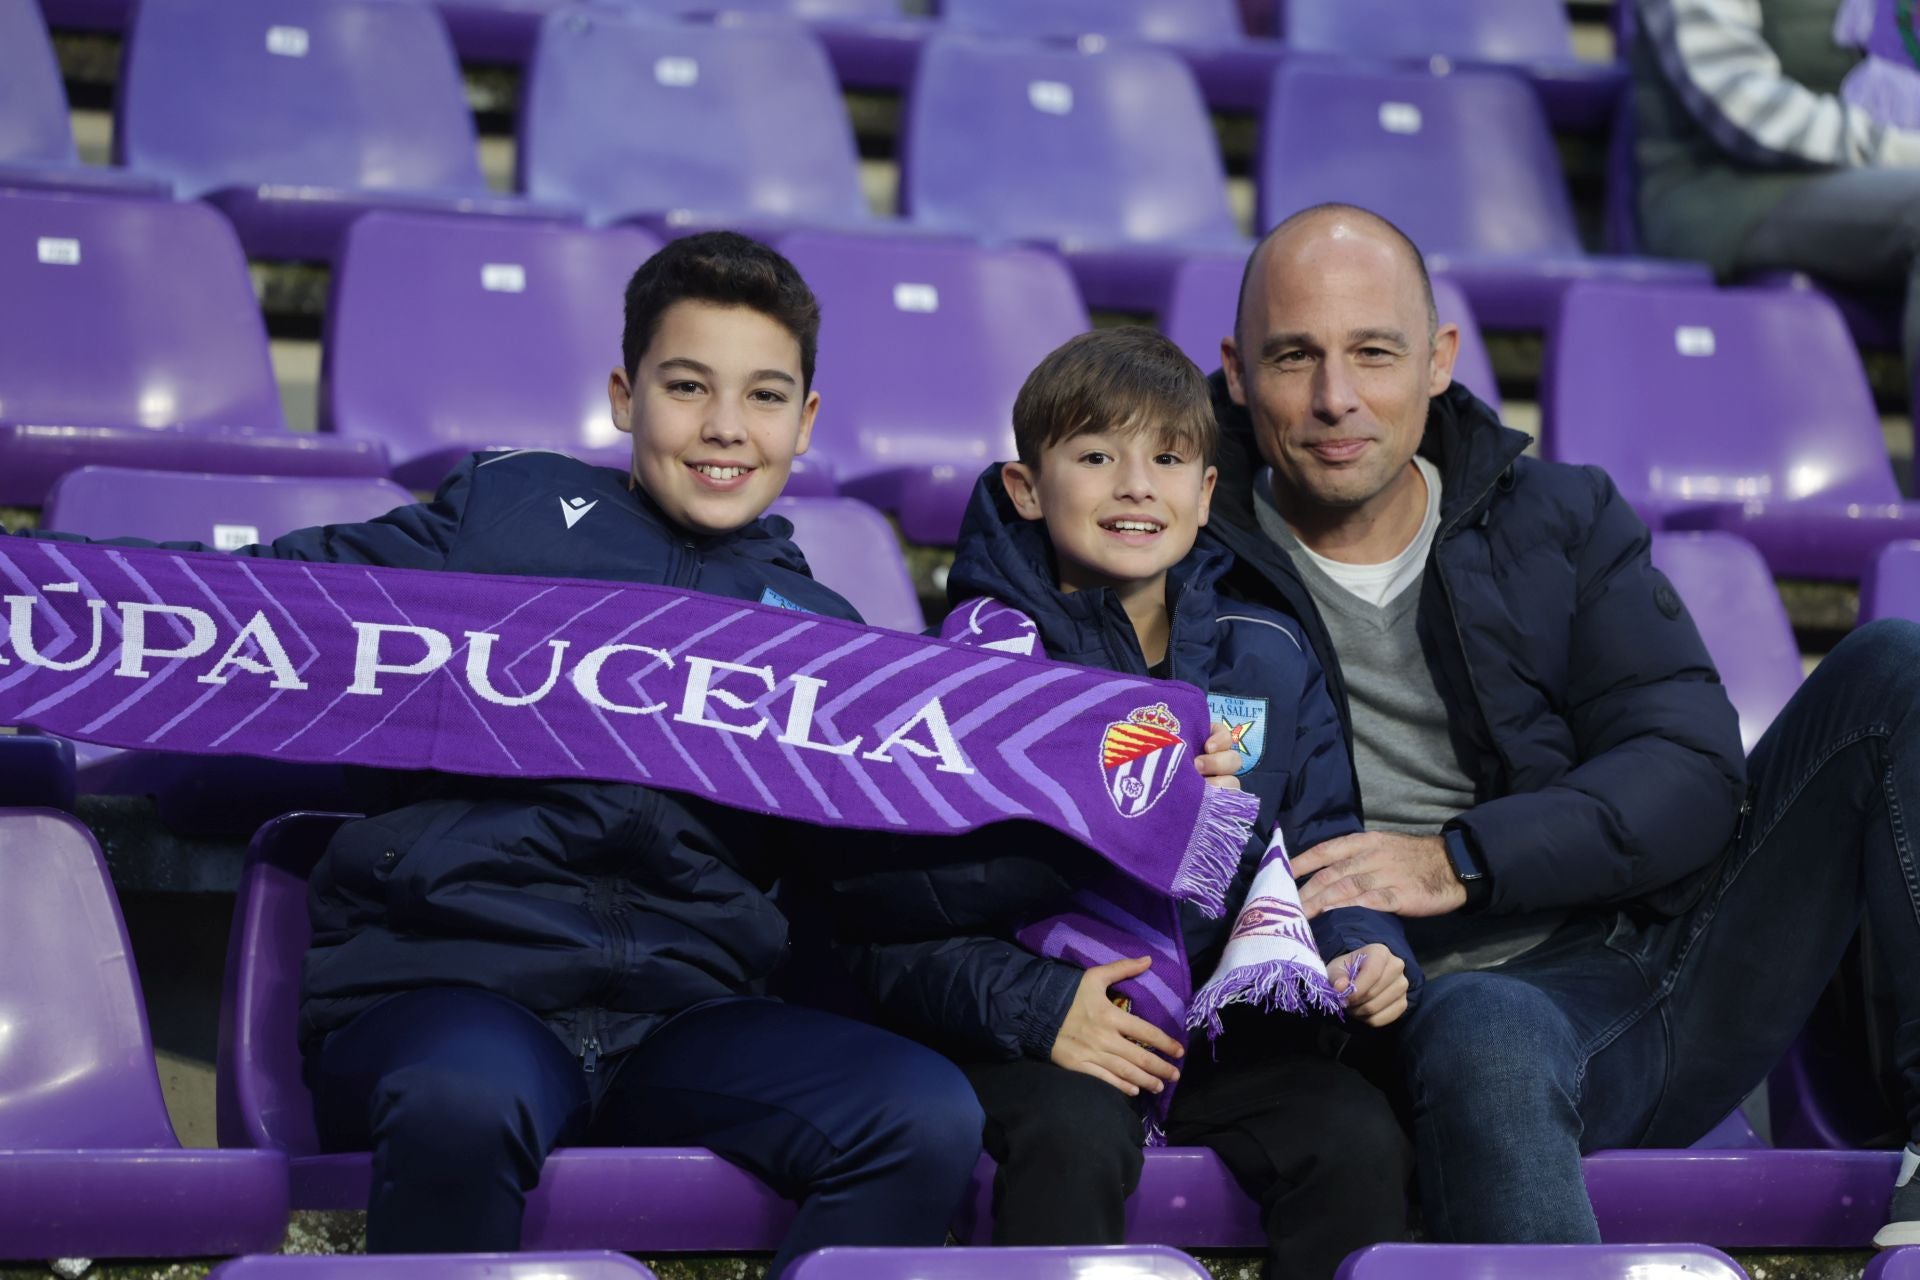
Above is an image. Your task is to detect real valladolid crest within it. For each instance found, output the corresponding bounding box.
[0,586,979,776]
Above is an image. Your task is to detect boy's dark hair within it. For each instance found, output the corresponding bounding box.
[620,231,821,390]
[1012,327,1217,467]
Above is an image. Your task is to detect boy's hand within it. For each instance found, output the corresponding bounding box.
[1294,831,1465,917]
[1049,955,1184,1096]
[1328,943,1409,1027]
[1196,720,1244,791]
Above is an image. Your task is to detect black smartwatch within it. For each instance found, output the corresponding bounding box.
[1443,828,1491,912]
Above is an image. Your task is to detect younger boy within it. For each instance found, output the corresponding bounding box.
[844,328,1419,1280]
[18,233,983,1275]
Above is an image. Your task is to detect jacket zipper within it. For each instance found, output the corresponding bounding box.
[1431,469,1513,787]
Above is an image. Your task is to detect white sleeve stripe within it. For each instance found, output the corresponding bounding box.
[1216,614,1305,652]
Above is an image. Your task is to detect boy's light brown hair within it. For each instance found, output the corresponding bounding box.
[1011,327,1218,468]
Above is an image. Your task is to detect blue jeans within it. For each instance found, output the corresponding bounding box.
[1399,619,1920,1241]
[309,988,984,1275]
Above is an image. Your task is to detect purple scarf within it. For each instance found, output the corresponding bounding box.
[1837,0,1920,129]
[0,540,1259,912]
[942,598,1343,1143]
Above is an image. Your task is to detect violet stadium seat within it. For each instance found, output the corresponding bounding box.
[34,0,130,28]
[519,6,871,235]
[219,812,800,1247]
[115,0,572,261]
[776,230,1090,544]
[936,0,1284,111]
[954,1145,1902,1249]
[1648,532,1801,754]
[1864,541,1920,624]
[209,1253,659,1280]
[429,0,574,63]
[1257,61,1708,330]
[0,733,76,810]
[1868,1250,1920,1279]
[787,1246,1210,1280]
[624,0,935,92]
[1333,1245,1749,1280]
[1157,254,1504,415]
[320,213,764,491]
[1545,281,1920,581]
[768,497,924,632]
[1277,0,1626,133]
[0,190,388,505]
[900,35,1248,311]
[0,0,167,197]
[0,809,290,1259]
[38,467,417,832]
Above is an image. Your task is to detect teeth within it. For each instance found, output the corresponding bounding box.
[693,464,749,480]
[1106,520,1162,533]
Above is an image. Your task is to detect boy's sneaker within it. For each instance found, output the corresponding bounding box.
[1875,1145,1920,1248]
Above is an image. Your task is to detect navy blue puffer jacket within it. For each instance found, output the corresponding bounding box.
[1206,376,1748,919]
[834,468,1419,1064]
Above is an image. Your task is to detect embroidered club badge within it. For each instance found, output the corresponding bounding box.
[1206,693,1268,777]
[1102,702,1188,818]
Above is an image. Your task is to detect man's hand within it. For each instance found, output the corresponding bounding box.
[1327,943,1409,1027]
[1050,956,1185,1096]
[1294,831,1466,918]
[1195,720,1244,791]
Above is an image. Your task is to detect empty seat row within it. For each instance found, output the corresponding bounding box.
[6,0,1685,317]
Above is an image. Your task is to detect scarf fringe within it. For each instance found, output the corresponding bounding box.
[1171,784,1261,917]
[1184,957,1344,1039]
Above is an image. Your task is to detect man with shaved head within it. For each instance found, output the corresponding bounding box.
[1197,203,1920,1244]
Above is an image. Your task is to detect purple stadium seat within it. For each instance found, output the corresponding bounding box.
[38,468,416,831]
[776,230,1090,544]
[1278,0,1626,133]
[0,733,76,810]
[900,35,1248,311]
[1257,62,1708,330]
[0,809,290,1259]
[768,497,924,632]
[1,0,168,197]
[219,811,800,1247]
[321,214,703,490]
[34,0,129,29]
[955,1145,1903,1249]
[622,0,934,91]
[1546,281,1920,581]
[1334,1245,1749,1280]
[115,0,572,261]
[519,7,871,235]
[787,1246,1210,1280]
[430,0,573,63]
[1864,542,1920,624]
[209,1254,659,1280]
[1157,255,1503,414]
[0,190,388,505]
[1868,1250,1920,1279]
[936,0,1283,111]
[1648,533,1800,754]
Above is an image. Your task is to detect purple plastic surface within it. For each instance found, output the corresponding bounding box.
[323,213,662,487]
[0,809,290,1259]
[1157,255,1503,413]
[1864,541,1920,624]
[1279,0,1625,132]
[1867,1250,1920,1279]
[1546,281,1920,581]
[777,230,1090,544]
[432,0,572,62]
[1334,1244,1749,1280]
[210,1254,658,1280]
[218,813,798,1250]
[3,0,76,166]
[1257,62,1706,330]
[116,0,569,259]
[34,0,129,27]
[957,1146,1902,1249]
[520,7,871,230]
[0,734,76,810]
[789,1246,1211,1280]
[900,35,1245,310]
[0,190,388,504]
[768,496,924,632]
[1649,533,1802,753]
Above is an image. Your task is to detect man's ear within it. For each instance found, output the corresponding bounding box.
[608,368,634,436]
[1001,460,1045,521]
[1222,336,1248,407]
[1197,464,1218,527]
[795,389,820,456]
[1427,324,1461,398]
